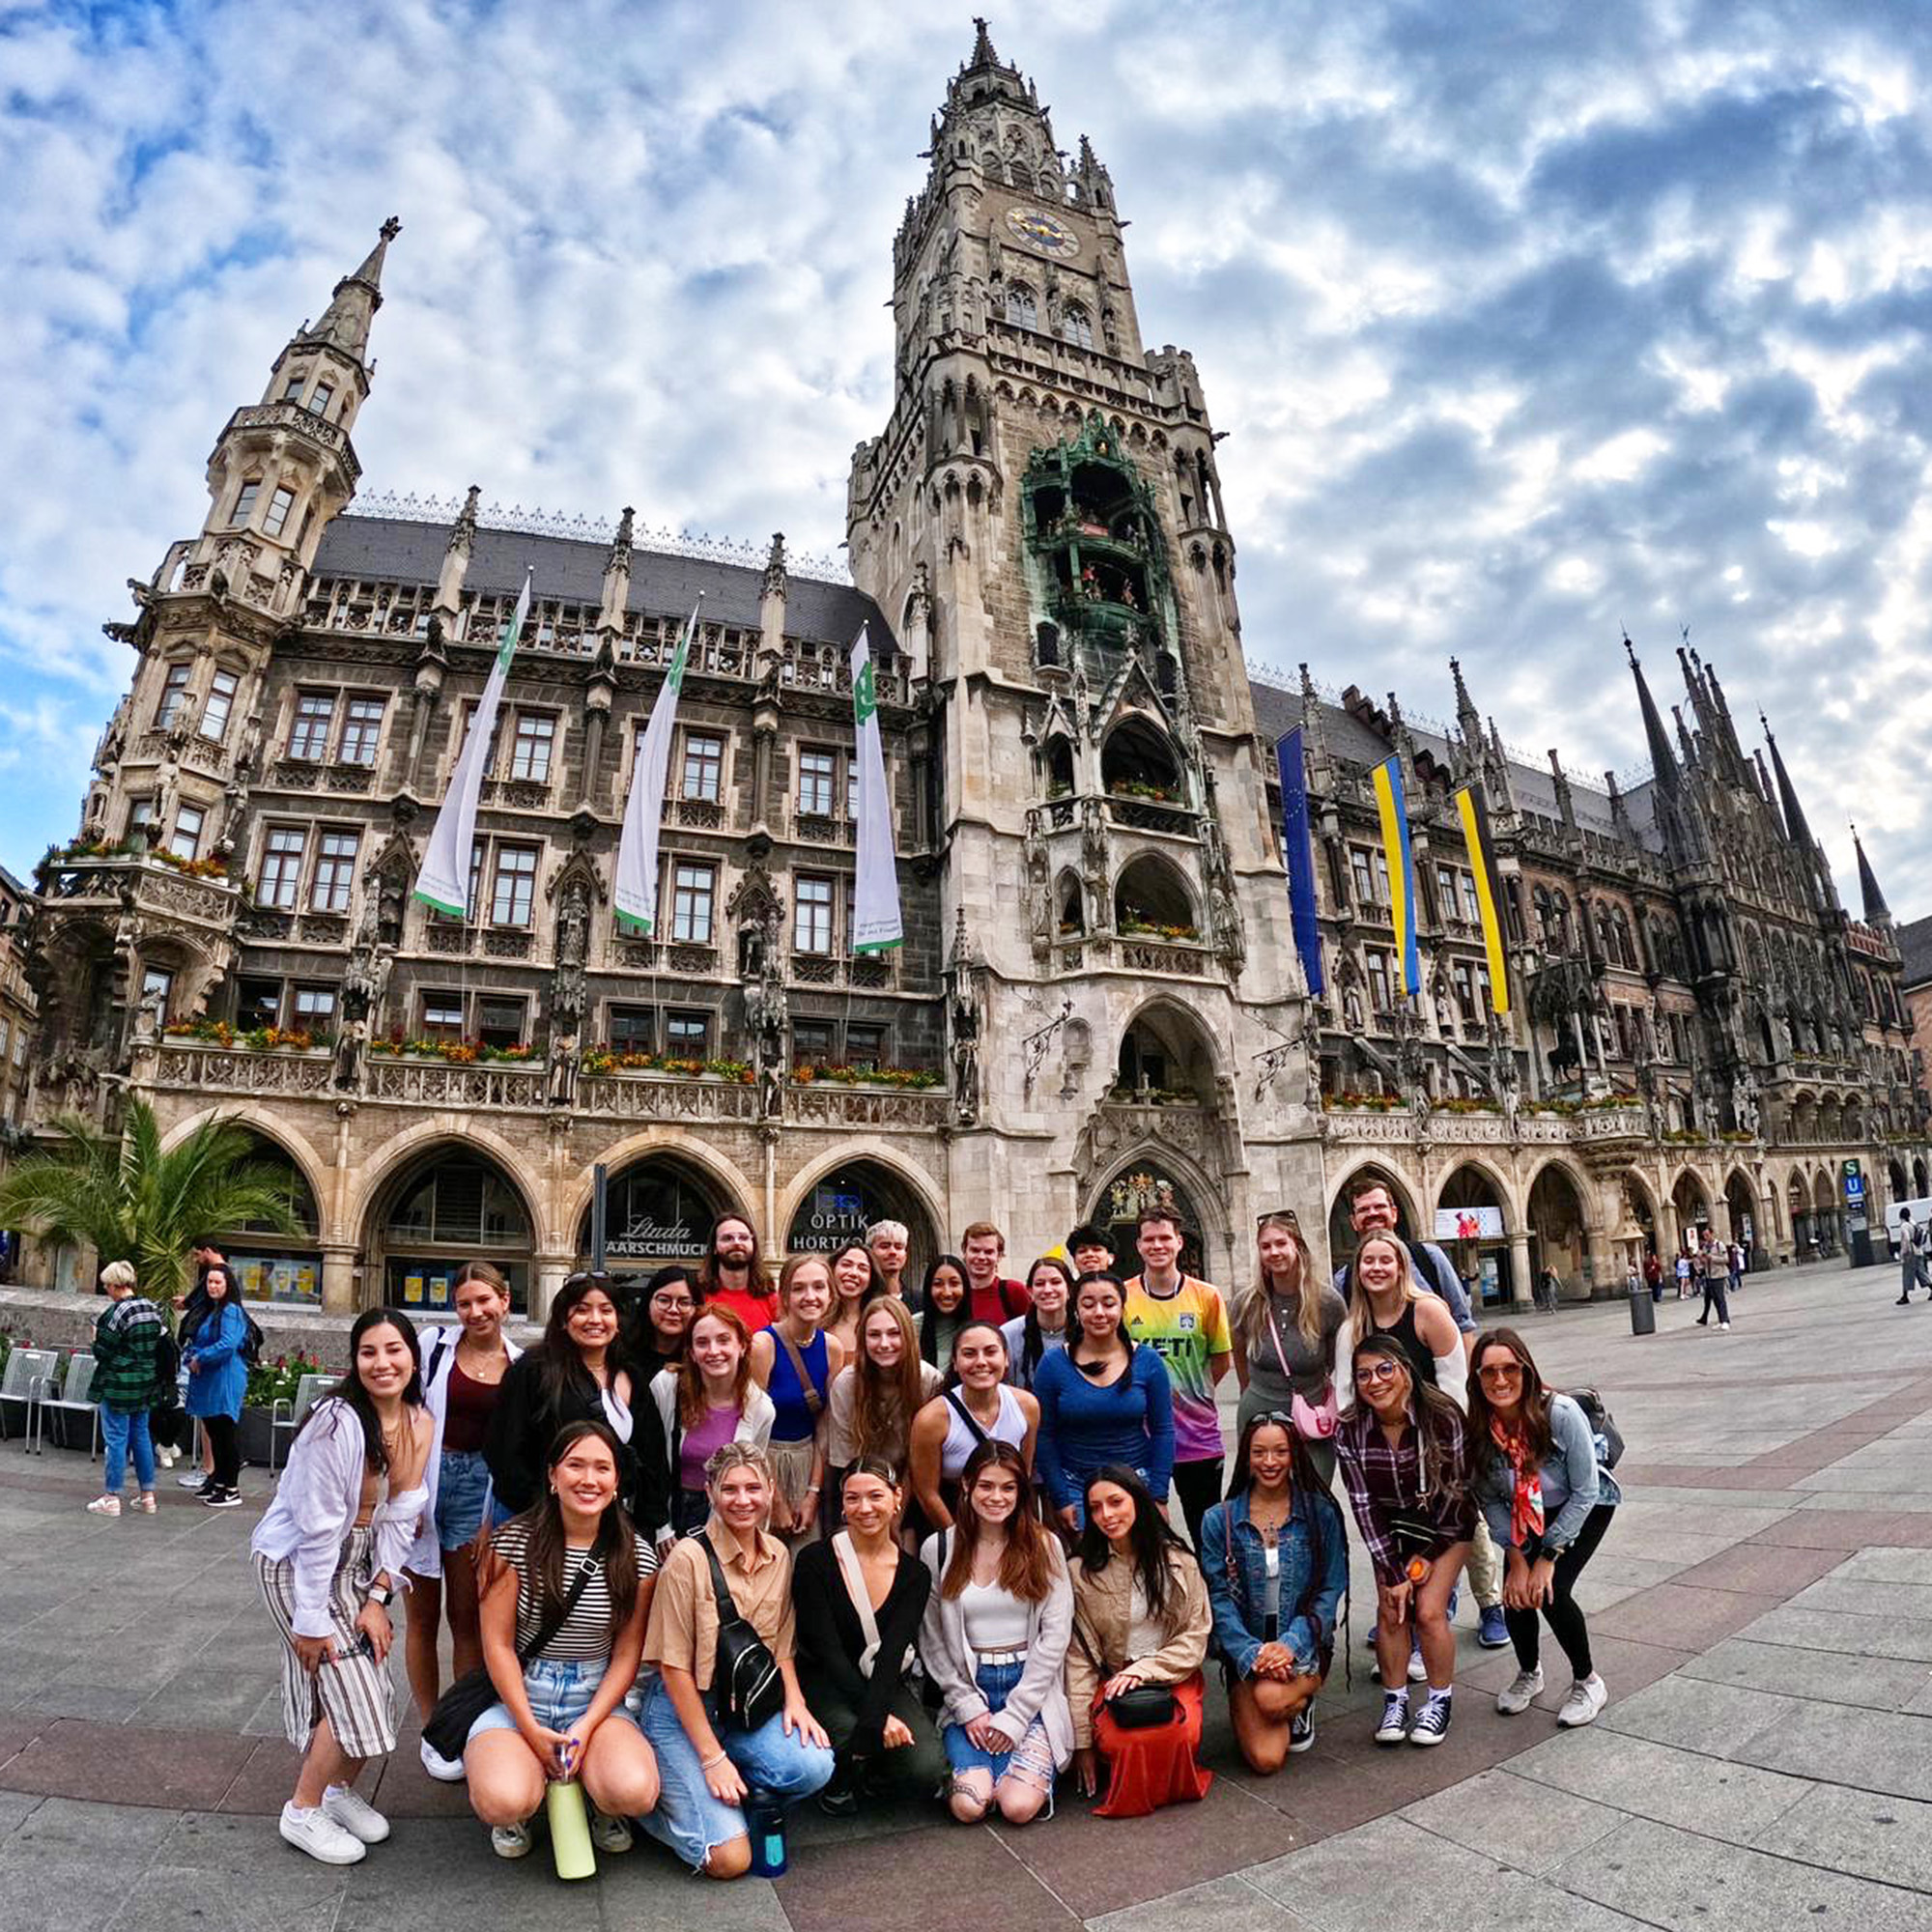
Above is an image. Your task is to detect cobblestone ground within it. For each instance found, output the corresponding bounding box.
[4,1254,1929,1930]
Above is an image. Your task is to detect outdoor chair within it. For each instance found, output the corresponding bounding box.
[270,1373,334,1471]
[34,1352,101,1457]
[0,1348,60,1445]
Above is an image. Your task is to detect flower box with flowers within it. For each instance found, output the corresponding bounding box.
[1324,1091,1403,1113]
[1118,917,1201,942]
[152,849,230,880]
[164,1019,330,1053]
[1437,1096,1502,1115]
[1106,780,1179,804]
[791,1064,942,1090]
[580,1049,754,1082]
[368,1035,535,1065]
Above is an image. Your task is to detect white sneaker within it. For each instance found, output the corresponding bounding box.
[1557,1674,1608,1727]
[492,1821,534,1860]
[156,1445,178,1467]
[177,1471,210,1490]
[1719,1322,1731,1331]
[280,1802,367,1865]
[321,1783,390,1844]
[1496,1665,1544,1715]
[420,1738,467,1782]
[588,1804,633,1854]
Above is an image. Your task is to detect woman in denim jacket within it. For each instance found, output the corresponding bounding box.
[1467,1328,1620,1730]
[1199,1413,1348,1772]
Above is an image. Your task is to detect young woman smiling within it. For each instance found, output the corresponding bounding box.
[649,1304,777,1547]
[1199,1413,1349,1771]
[463,1421,660,1861]
[791,1460,945,1813]
[624,1265,696,1383]
[916,1254,971,1372]
[1002,1256,1076,1393]
[823,1242,883,1364]
[252,1310,435,1866]
[1467,1328,1619,1729]
[826,1297,945,1497]
[1233,1213,1349,1486]
[1335,1334,1474,1747]
[750,1257,844,1545]
[1033,1274,1175,1535]
[907,1321,1039,1532]
[637,1443,834,1878]
[404,1261,524,1781]
[920,1440,1073,1825]
[1066,1467,1213,1818]
[1338,1234,1467,1413]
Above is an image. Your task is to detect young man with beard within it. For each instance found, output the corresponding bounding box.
[696,1216,777,1333]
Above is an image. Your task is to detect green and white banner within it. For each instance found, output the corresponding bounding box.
[614,600,699,934]
[413,569,530,919]
[849,625,902,954]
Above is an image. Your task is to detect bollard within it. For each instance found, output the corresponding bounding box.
[1628,1286,1656,1337]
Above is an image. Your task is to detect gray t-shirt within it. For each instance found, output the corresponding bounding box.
[1242,1282,1350,1407]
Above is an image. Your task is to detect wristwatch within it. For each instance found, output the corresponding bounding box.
[367,1582,392,1606]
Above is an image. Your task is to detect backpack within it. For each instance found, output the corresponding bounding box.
[240,1311,267,1366]
[152,1326,182,1395]
[1567,1387,1624,1469]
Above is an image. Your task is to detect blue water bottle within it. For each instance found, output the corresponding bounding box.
[745,1793,787,1878]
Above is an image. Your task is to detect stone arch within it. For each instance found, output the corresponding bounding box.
[1111,992,1225,1101]
[1099,712,1181,799]
[157,1103,334,1239]
[1114,850,1198,937]
[1916,1155,1930,1198]
[1053,867,1085,936]
[1669,1167,1712,1244]
[1086,1140,1228,1283]
[1722,1167,1756,1249]
[567,1132,758,1267]
[1433,1159,1515,1314]
[777,1142,947,1282]
[1527,1158,1596,1297]
[157,1108,331,1305]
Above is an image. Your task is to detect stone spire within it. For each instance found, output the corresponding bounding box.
[1759,712,1814,851]
[299,216,400,366]
[1626,636,1680,792]
[1853,823,1893,928]
[433,485,481,618]
[597,506,635,633]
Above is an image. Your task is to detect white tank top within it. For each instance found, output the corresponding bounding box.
[940,1383,1028,1478]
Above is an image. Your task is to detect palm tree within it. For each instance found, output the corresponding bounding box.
[0,1098,302,1321]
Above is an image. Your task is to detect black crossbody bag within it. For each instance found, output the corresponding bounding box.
[701,1536,785,1731]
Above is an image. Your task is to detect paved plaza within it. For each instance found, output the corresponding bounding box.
[4,1255,1932,1929]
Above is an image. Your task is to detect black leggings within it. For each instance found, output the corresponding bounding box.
[1172,1457,1225,1554]
[1505,1504,1614,1679]
[202,1412,242,1489]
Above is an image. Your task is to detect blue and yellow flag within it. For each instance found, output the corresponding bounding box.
[1371,756,1420,998]
[1452,781,1511,1014]
[1275,728,1324,997]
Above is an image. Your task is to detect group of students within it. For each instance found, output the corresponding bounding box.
[249,1188,1619,1877]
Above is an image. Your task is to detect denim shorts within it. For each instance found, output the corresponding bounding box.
[434,1448,494,1550]
[942,1659,1056,1787]
[467,1657,643,1743]
[634,1672,834,1870]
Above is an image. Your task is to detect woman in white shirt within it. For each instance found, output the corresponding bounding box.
[252,1309,435,1867]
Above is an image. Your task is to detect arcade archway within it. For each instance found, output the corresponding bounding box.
[1325,1163,1425,1280]
[1435,1162,1511,1313]
[784,1159,940,1284]
[1089,1162,1210,1279]
[222,1130,325,1307]
[579,1153,740,1272]
[369,1145,536,1314]
[1529,1163,1591,1297]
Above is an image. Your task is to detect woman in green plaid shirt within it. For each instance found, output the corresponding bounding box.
[89,1260,165,1517]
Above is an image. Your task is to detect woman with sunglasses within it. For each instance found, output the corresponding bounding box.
[1033,1274,1175,1535]
[1334,1334,1473,1747]
[1199,1412,1348,1770]
[1467,1329,1618,1728]
[486,1271,668,1536]
[1233,1212,1349,1486]
[1002,1256,1075,1393]
[1066,1466,1213,1818]
[624,1266,697,1382]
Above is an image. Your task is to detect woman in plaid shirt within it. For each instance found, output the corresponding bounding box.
[1335,1334,1473,1748]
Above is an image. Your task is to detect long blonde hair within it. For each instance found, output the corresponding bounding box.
[1345,1232,1421,1343]
[851,1297,924,1467]
[1233,1213,1321,1359]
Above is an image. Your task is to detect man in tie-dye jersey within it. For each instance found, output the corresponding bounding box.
[1123,1208,1233,1551]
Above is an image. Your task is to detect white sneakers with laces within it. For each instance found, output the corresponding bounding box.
[492,1821,535,1860]
[279,1802,366,1865]
[1496,1665,1545,1714]
[1556,1674,1609,1727]
[419,1738,467,1782]
[321,1784,390,1843]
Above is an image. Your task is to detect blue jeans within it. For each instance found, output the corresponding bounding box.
[635,1672,834,1870]
[100,1405,155,1494]
[434,1447,494,1549]
[467,1657,643,1743]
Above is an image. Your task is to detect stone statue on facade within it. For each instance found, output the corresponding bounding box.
[948,914,982,1125]
[332,1015,368,1094]
[547,1028,580,1109]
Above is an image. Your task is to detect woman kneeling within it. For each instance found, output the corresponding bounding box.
[1067,1467,1214,1819]
[464,1421,660,1860]
[920,1439,1073,1825]
[636,1443,834,1877]
[1200,1413,1348,1774]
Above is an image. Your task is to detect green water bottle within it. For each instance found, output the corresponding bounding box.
[546,1778,596,1881]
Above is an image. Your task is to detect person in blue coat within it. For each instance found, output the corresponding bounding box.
[182,1264,250,1507]
[1032,1273,1173,1533]
[1199,1413,1349,1772]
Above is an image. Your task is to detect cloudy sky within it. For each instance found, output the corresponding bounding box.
[5,0,1931,914]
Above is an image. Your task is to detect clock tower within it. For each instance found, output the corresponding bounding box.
[847,23,1321,1280]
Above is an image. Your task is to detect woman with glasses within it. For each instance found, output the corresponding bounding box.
[1334,1334,1473,1747]
[1467,1329,1618,1728]
[1199,1412,1348,1770]
[625,1265,697,1382]
[1233,1212,1349,1486]
[486,1271,668,1536]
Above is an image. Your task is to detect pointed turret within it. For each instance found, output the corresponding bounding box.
[298,215,400,366]
[1627,636,1680,792]
[1853,823,1893,928]
[1450,655,1481,752]
[1759,713,1814,850]
[433,485,481,619]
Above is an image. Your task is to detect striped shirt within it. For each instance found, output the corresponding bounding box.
[491,1519,657,1662]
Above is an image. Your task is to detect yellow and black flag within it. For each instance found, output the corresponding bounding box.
[1452,782,1511,1015]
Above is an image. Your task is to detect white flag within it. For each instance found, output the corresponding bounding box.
[614,601,699,934]
[849,625,902,954]
[413,569,530,919]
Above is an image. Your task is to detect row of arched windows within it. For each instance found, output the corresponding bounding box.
[1003,283,1093,346]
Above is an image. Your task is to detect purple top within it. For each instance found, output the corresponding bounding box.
[678,1402,742,1494]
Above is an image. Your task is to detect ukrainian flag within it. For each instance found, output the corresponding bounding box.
[1453,781,1512,1015]
[1371,756,1420,998]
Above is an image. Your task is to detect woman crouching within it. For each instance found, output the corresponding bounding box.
[463,1421,660,1860]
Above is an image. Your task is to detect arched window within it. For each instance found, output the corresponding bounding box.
[1005,282,1037,329]
[1062,304,1094,349]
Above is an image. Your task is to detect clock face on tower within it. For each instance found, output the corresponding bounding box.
[1005,205,1080,258]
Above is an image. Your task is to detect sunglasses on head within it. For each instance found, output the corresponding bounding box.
[563,1270,613,1292]
[1256,1209,1301,1229]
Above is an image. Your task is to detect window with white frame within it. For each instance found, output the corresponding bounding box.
[1462,872,1483,924]
[310,381,334,418]
[794,875,835,953]
[1062,304,1093,349]
[292,985,336,1030]
[510,712,555,782]
[666,1010,710,1056]
[264,484,297,539]
[681,731,724,802]
[141,966,174,1020]
[490,844,538,927]
[670,862,715,943]
[310,829,358,912]
[288,691,335,759]
[1366,950,1392,1012]
[797,748,837,816]
[1006,283,1037,328]
[420,990,465,1039]
[1349,848,1376,905]
[230,478,261,527]
[156,663,192,731]
[257,826,306,909]
[127,798,155,841]
[200,668,239,743]
[337,695,384,766]
[169,804,205,861]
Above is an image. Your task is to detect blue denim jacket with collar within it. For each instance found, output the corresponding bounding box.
[1198,1487,1349,1679]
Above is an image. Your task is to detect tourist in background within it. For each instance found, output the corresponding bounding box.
[1468,1328,1618,1729]
[650,1303,776,1545]
[1066,1466,1213,1818]
[1232,1211,1347,1487]
[182,1262,249,1508]
[1003,1256,1074,1393]
[404,1260,521,1781]
[749,1256,842,1546]
[1199,1413,1348,1771]
[87,1259,163,1517]
[251,1308,433,1865]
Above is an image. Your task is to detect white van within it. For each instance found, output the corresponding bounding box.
[1885,1199,1932,1255]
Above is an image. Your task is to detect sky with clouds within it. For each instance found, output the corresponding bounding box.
[4,0,1931,916]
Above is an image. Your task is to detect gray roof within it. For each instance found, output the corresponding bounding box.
[312,516,897,651]
[1900,915,1932,990]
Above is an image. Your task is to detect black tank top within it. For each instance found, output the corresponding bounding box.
[1371,1300,1435,1390]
